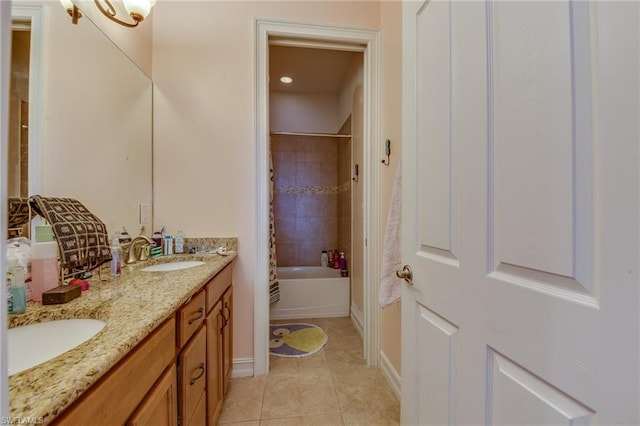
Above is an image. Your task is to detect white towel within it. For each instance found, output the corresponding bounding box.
[379,160,402,308]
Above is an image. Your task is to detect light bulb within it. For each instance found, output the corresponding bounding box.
[122,0,154,22]
[59,0,75,13]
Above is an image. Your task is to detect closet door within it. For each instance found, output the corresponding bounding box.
[402,1,639,424]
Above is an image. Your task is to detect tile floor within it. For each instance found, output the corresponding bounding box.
[218,317,400,425]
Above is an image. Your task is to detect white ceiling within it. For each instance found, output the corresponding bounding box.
[269,45,362,94]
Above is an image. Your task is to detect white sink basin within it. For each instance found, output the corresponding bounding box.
[8,319,106,376]
[141,260,205,272]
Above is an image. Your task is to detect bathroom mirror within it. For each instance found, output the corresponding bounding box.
[8,2,152,236]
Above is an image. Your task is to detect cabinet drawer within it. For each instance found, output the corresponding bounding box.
[179,326,206,424]
[206,264,232,314]
[176,290,206,348]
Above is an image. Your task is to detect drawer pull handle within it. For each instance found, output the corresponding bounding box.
[223,304,231,327]
[190,363,205,385]
[188,308,204,325]
[220,311,227,332]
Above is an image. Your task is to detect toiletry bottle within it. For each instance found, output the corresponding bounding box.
[339,252,348,277]
[328,250,334,268]
[7,253,26,314]
[110,234,122,277]
[175,230,185,254]
[7,274,26,315]
[164,235,173,255]
[152,229,163,249]
[321,250,328,267]
[119,226,131,245]
[31,241,59,302]
[333,250,340,269]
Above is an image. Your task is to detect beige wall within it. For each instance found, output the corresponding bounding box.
[338,54,364,127]
[378,0,403,375]
[152,0,383,367]
[270,92,338,133]
[350,84,365,323]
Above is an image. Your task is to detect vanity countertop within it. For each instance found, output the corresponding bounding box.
[8,247,237,423]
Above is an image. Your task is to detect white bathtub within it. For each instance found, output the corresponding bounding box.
[270,266,350,320]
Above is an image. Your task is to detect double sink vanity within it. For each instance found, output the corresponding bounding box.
[8,240,236,425]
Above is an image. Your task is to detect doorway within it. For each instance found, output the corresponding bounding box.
[255,20,381,376]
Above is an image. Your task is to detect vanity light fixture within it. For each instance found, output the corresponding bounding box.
[280,76,293,84]
[60,0,157,28]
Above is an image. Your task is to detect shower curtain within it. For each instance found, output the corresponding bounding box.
[269,143,281,304]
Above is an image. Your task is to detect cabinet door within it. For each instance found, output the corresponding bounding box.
[178,326,206,425]
[187,386,207,426]
[127,365,177,426]
[206,301,224,425]
[222,287,233,394]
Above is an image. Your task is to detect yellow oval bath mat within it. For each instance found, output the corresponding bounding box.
[269,323,328,357]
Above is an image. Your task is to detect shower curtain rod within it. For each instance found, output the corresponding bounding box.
[270,131,352,138]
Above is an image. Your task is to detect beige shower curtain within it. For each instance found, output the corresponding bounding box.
[269,143,280,304]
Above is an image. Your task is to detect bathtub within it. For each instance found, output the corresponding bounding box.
[270,266,350,320]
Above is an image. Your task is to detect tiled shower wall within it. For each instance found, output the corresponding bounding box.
[272,134,350,267]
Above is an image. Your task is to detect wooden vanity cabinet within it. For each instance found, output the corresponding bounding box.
[205,264,233,425]
[52,262,233,426]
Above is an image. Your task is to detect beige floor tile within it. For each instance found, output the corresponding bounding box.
[342,409,401,426]
[260,413,344,425]
[262,368,339,418]
[330,366,398,412]
[220,421,260,426]
[260,381,304,419]
[219,376,266,423]
[324,348,366,366]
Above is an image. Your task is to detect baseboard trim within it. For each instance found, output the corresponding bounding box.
[231,357,254,378]
[379,350,401,400]
[350,306,364,339]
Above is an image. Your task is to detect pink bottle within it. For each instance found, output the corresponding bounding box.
[31,242,59,302]
[333,250,340,269]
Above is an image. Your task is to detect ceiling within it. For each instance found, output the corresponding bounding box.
[269,45,362,94]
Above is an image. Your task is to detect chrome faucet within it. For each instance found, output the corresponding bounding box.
[126,235,154,264]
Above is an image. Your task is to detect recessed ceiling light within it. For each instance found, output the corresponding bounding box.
[280,76,293,84]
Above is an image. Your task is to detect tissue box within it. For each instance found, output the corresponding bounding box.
[42,285,81,305]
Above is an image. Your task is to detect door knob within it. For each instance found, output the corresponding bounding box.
[396,264,413,286]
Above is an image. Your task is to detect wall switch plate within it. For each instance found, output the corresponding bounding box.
[139,204,150,224]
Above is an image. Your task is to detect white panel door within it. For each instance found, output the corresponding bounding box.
[401,1,640,425]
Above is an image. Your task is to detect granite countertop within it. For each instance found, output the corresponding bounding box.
[8,238,237,423]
